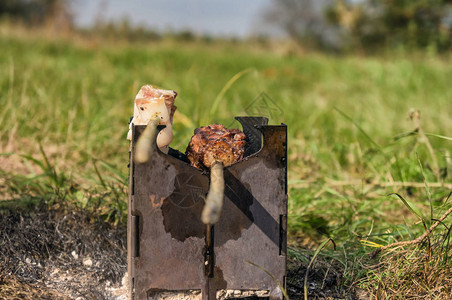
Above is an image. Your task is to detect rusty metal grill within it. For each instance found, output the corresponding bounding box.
[128,117,287,299]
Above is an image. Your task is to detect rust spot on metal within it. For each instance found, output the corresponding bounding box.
[149,195,165,209]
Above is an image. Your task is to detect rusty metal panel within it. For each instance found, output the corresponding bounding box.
[128,117,287,300]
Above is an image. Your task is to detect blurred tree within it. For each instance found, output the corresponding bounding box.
[265,0,452,51]
[262,0,340,49]
[88,17,162,43]
[327,0,452,51]
[0,0,72,29]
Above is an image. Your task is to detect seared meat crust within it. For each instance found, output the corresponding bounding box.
[186,124,246,170]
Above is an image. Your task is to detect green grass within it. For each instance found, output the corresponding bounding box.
[0,26,451,298]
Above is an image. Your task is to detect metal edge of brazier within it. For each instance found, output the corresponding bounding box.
[128,116,287,300]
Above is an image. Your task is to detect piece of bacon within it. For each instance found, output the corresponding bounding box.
[127,85,177,154]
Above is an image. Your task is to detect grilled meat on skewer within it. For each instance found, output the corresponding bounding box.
[186,124,246,170]
[186,124,246,224]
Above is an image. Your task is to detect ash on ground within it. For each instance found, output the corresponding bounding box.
[0,203,127,299]
[286,256,356,300]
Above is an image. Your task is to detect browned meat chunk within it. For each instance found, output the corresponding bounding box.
[186,124,246,170]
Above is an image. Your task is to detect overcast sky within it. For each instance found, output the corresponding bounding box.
[71,0,275,37]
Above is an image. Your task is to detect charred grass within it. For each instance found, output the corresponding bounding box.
[0,200,127,299]
[1,24,451,299]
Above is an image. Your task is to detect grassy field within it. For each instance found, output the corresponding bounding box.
[1,25,451,298]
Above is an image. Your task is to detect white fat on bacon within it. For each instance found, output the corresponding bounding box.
[127,85,177,153]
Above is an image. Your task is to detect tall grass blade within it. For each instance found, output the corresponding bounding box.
[416,153,433,223]
[388,193,425,221]
[245,260,289,300]
[93,160,106,188]
[441,192,452,265]
[38,143,52,172]
[393,130,418,141]
[425,133,452,142]
[334,107,381,150]
[37,143,61,187]
[0,152,14,156]
[209,68,253,117]
[20,154,46,173]
[442,226,451,265]
[98,160,127,184]
[445,191,452,205]
[304,238,336,300]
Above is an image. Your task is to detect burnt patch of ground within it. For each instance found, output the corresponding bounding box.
[0,201,357,300]
[286,255,360,300]
[0,201,127,299]
[0,198,366,300]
